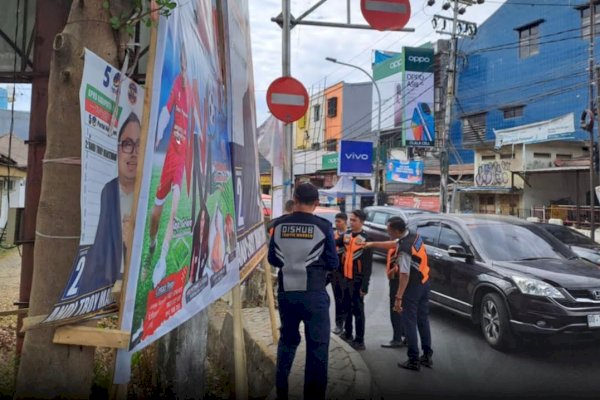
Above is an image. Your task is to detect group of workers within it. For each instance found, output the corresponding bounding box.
[268,182,433,400]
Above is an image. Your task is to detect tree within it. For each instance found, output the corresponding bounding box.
[15,1,137,397]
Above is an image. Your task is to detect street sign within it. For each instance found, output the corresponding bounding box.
[266,76,309,123]
[338,140,373,177]
[360,0,411,31]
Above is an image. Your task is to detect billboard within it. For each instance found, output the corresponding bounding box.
[403,47,435,147]
[338,140,373,177]
[119,0,239,359]
[372,53,404,132]
[225,0,267,280]
[386,159,423,185]
[44,50,144,324]
[372,46,435,147]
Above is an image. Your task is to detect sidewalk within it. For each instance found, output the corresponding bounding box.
[208,302,372,399]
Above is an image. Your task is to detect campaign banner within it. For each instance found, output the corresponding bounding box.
[225,0,267,281]
[44,50,144,324]
[386,159,423,185]
[119,0,239,358]
[403,47,435,147]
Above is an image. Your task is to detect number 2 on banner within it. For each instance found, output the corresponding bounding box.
[66,256,86,297]
[236,171,244,228]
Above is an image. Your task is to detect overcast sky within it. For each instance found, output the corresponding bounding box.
[249,0,506,125]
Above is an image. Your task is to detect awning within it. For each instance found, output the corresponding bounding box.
[457,186,520,194]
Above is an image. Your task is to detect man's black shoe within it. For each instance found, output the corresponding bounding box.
[399,359,420,371]
[340,332,353,343]
[332,325,343,335]
[420,354,433,368]
[352,341,366,351]
[380,340,405,349]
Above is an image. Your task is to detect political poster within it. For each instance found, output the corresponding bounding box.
[386,159,424,185]
[403,47,435,147]
[225,0,267,280]
[44,50,144,324]
[118,0,239,358]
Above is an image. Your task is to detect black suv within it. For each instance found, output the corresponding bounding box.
[362,206,433,256]
[409,213,600,350]
[537,223,600,265]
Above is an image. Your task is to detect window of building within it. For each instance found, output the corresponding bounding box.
[581,4,600,39]
[502,105,524,119]
[518,23,540,59]
[313,104,321,122]
[500,153,514,160]
[481,155,496,161]
[327,97,338,118]
[461,112,487,146]
[326,139,337,151]
[311,142,321,151]
[533,152,551,159]
[556,153,572,159]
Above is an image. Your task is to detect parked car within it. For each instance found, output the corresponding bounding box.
[407,213,600,350]
[314,207,339,227]
[537,223,600,265]
[362,205,434,255]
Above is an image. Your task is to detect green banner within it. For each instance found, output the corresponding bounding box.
[373,53,403,81]
[322,153,338,170]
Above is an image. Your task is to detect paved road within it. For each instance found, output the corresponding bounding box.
[330,258,600,399]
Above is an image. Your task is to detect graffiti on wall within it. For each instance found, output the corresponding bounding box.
[475,161,511,187]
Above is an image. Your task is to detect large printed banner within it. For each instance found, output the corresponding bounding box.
[226,0,267,280]
[403,47,435,147]
[372,46,435,147]
[120,0,239,358]
[44,50,144,324]
[386,159,423,185]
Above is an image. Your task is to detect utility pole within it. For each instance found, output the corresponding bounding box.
[431,0,481,213]
[282,0,293,201]
[588,0,596,240]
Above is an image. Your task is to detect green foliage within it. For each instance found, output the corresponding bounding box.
[104,0,178,35]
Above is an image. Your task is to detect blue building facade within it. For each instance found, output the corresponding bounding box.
[451,0,593,164]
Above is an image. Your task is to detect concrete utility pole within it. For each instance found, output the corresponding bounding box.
[431,0,481,213]
[588,0,596,240]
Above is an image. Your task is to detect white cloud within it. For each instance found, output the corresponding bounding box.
[249,0,506,125]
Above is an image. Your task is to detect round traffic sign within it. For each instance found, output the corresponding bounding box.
[266,76,309,123]
[361,0,411,31]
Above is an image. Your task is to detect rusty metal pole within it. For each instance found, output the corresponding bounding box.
[16,0,70,354]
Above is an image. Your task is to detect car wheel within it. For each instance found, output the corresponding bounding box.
[480,293,514,350]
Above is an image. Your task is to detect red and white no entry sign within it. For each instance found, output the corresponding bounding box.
[266,76,309,123]
[361,0,411,31]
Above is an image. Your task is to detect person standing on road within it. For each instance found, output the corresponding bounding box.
[337,209,372,351]
[366,216,433,370]
[365,215,407,349]
[331,212,348,335]
[268,183,339,400]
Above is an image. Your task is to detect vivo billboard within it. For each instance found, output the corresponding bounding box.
[338,140,373,177]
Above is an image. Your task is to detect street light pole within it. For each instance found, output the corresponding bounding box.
[325,57,382,205]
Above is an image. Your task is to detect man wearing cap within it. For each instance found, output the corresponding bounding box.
[268,183,339,400]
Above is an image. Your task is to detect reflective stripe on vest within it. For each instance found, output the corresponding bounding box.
[411,234,430,284]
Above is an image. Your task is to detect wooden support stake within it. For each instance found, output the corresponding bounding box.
[0,308,29,317]
[20,314,48,332]
[53,326,130,349]
[232,284,248,400]
[262,257,279,344]
[111,280,122,302]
